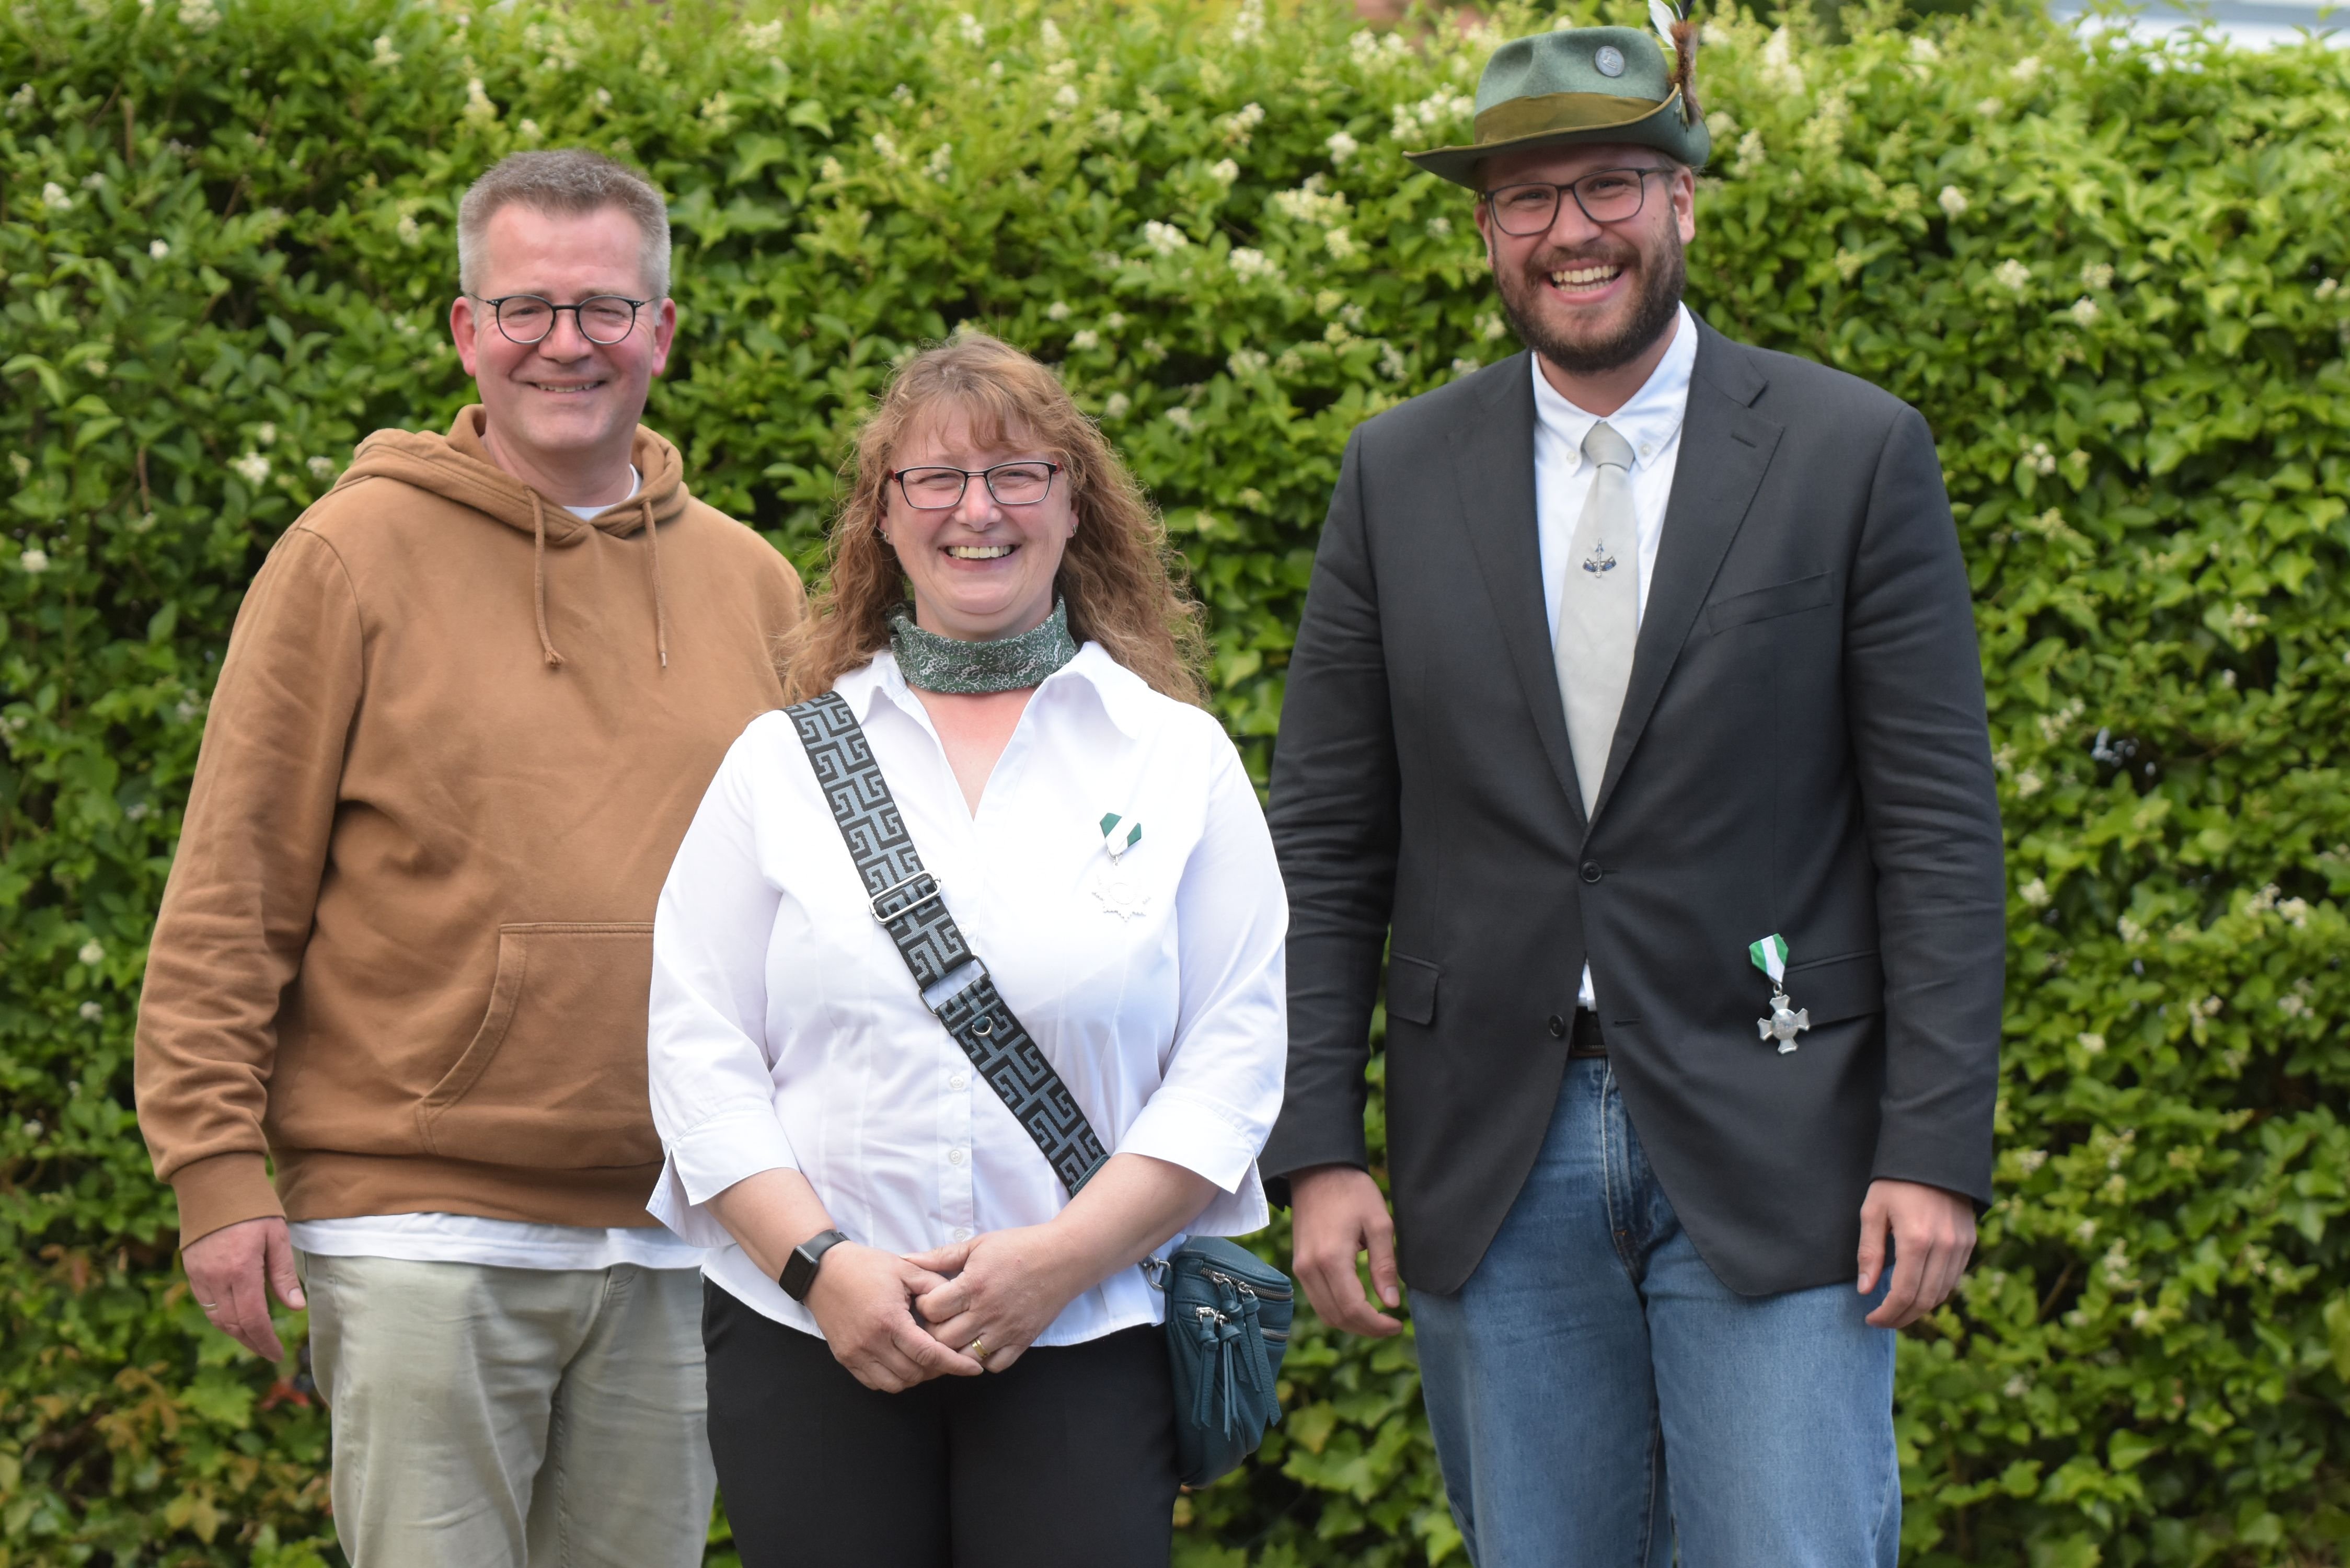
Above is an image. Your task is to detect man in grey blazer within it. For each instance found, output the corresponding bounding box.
[1260,24,2005,1566]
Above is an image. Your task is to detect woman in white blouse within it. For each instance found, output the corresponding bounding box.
[646,333,1287,1566]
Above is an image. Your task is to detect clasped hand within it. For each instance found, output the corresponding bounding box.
[805,1225,1086,1392]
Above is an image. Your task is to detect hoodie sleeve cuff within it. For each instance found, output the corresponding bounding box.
[171,1152,285,1250]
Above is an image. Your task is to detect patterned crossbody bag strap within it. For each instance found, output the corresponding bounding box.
[787,691,1110,1195]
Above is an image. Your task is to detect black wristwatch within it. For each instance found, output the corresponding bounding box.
[779,1228,850,1302]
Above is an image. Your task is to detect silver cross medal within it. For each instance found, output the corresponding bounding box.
[1748,933,1810,1055]
[1758,991,1811,1054]
[1092,812,1149,921]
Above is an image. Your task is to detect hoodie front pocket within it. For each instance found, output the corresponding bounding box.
[417,923,661,1170]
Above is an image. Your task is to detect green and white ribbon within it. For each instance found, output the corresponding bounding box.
[1749,933,1789,987]
[1099,812,1143,860]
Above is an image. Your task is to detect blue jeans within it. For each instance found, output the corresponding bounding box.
[1411,1056,1898,1568]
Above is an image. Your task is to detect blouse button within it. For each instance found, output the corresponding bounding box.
[948,1147,967,1167]
[952,1227,972,1242]
[949,1074,969,1091]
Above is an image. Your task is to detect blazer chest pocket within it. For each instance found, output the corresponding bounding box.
[1706,571,1836,633]
[1386,955,1439,1027]
[1780,949,1884,1028]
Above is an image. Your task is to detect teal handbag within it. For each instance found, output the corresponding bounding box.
[1146,1235,1294,1486]
[790,694,1293,1486]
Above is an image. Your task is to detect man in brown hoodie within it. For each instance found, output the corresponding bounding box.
[133,150,803,1566]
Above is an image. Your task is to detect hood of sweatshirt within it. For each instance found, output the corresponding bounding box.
[340,407,692,668]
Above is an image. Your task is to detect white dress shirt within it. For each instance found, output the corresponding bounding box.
[1531,303,1697,1009]
[646,644,1288,1346]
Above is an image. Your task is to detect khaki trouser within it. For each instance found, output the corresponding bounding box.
[296,1253,715,1568]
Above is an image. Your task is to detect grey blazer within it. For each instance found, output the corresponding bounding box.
[1260,320,2006,1297]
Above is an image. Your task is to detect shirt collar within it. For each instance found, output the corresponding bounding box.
[832,640,1155,741]
[1529,301,1698,471]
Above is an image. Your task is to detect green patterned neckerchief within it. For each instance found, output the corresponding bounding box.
[888,598,1078,694]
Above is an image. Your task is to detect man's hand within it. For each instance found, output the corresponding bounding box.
[907,1225,1091,1375]
[1857,1179,1976,1329]
[803,1243,983,1393]
[1289,1164,1402,1338]
[181,1216,306,1362]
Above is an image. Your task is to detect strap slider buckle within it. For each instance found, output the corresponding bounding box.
[868,869,945,923]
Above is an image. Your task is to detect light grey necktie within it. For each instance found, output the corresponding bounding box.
[1554,420,1640,815]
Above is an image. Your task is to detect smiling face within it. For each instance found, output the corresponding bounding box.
[883,405,1077,642]
[1474,141,1695,381]
[450,202,676,501]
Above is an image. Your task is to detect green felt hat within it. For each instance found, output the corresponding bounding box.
[1406,24,1710,189]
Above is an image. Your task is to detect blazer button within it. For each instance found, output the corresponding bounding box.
[1547,1014,1568,1038]
[1581,860,1603,884]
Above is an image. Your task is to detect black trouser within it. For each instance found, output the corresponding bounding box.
[703,1281,1179,1568]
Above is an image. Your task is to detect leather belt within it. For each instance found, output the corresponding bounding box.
[1568,1010,1607,1058]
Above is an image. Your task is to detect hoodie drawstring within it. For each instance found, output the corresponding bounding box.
[642,494,670,670]
[527,490,566,668]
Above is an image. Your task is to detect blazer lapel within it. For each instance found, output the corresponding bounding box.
[1449,354,1586,827]
[1591,323,1784,823]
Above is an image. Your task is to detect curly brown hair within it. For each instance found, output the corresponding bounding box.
[780,332,1209,707]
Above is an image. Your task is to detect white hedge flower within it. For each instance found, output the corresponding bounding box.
[1053,84,1080,110]
[1209,158,1239,186]
[41,181,71,212]
[819,156,844,183]
[2319,278,2340,298]
[79,1001,104,1022]
[872,131,902,164]
[1102,312,1126,331]
[1452,356,1479,376]
[2011,55,2042,81]
[1272,175,1348,227]
[2068,297,2101,327]
[1995,258,2031,293]
[1379,343,1408,381]
[1731,130,1767,178]
[1229,0,1265,45]
[1228,247,1275,280]
[1045,301,1072,321]
[1069,329,1100,351]
[178,0,221,31]
[925,144,953,182]
[1040,18,1064,55]
[307,455,337,480]
[1165,406,1197,432]
[2018,877,2051,907]
[1324,227,1357,259]
[1327,130,1359,166]
[1228,348,1269,377]
[1094,110,1125,140]
[1102,393,1130,420]
[232,452,272,485]
[463,78,499,125]
[1938,186,1969,218]
[371,34,402,66]
[2081,261,2114,291]
[1760,28,1805,95]
[1909,36,1940,62]
[79,940,105,965]
[2078,1031,2106,1054]
[7,84,34,117]
[744,19,783,50]
[1142,221,1191,256]
[20,550,50,575]
[956,12,984,46]
[1391,89,1472,144]
[396,212,422,246]
[1425,215,1452,238]
[149,238,170,259]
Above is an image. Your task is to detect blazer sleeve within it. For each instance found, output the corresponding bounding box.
[1845,405,2007,1207]
[1259,429,1402,1197]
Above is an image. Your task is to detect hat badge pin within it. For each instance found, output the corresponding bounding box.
[1594,43,1627,76]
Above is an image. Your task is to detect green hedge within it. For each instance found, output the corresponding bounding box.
[5,0,2350,1562]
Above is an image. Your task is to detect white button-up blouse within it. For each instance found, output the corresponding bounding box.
[646,644,1288,1346]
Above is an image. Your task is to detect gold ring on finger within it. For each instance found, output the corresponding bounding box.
[969,1336,989,1363]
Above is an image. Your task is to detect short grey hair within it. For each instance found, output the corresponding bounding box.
[456,149,672,299]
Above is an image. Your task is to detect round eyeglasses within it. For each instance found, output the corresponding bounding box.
[890,461,1062,510]
[1481,168,1669,237]
[471,294,652,346]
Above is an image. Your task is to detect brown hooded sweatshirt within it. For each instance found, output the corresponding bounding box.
[135,408,805,1247]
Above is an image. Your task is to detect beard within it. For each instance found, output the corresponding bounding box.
[1494,226,1687,377]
